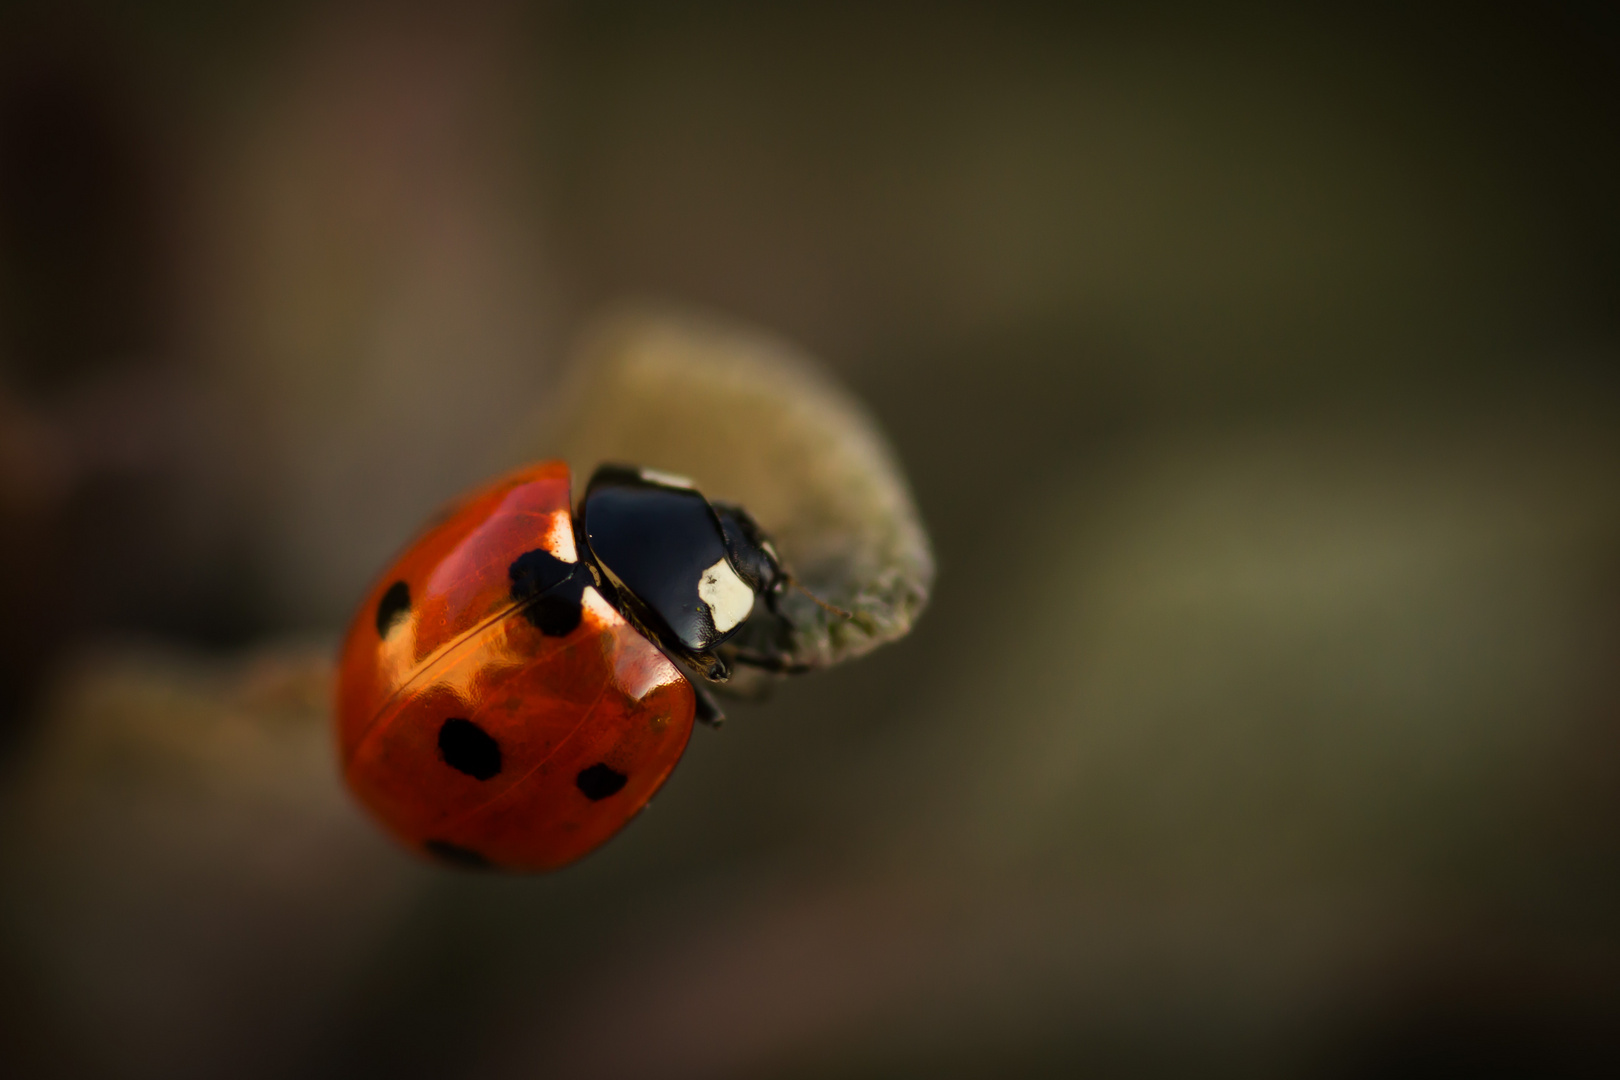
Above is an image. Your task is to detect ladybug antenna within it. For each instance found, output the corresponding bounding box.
[789,578,854,621]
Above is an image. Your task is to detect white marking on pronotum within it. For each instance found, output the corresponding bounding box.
[698,558,754,634]
[639,467,695,489]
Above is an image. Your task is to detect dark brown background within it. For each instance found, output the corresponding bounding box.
[1,3,1618,1077]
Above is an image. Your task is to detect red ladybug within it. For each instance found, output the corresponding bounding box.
[336,460,787,870]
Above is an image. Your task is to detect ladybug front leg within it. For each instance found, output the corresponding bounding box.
[689,678,726,728]
[650,645,726,727]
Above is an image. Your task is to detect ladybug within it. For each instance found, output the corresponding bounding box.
[336,461,789,870]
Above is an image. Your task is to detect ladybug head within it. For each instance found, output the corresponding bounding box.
[576,464,785,680]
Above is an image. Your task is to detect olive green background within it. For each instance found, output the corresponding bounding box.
[1,4,1617,1077]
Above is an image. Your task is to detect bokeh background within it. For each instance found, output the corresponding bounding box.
[3,2,1619,1077]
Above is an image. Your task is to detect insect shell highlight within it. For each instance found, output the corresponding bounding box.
[336,461,787,871]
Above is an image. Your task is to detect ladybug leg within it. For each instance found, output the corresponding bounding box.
[679,652,728,725]
[652,645,727,727]
[692,650,731,683]
[728,650,814,675]
[690,678,726,728]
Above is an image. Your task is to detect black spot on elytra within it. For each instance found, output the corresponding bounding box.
[376,580,411,637]
[424,840,491,869]
[509,547,586,636]
[438,718,501,780]
[526,592,585,636]
[509,547,572,596]
[576,763,628,800]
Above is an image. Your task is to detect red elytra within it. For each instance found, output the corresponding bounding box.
[336,461,697,871]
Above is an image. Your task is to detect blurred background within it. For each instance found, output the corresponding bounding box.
[2,2,1619,1076]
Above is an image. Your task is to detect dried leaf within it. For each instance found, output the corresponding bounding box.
[541,306,933,690]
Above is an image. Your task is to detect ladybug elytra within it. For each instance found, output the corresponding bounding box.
[336,461,788,871]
